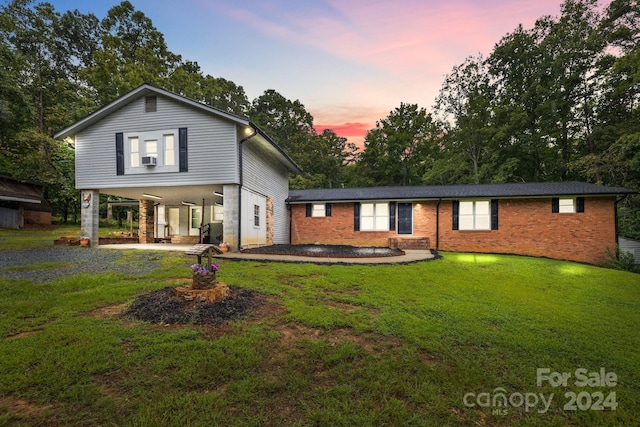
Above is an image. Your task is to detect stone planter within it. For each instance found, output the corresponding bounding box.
[192,272,217,290]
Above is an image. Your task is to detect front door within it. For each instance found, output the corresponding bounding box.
[397,202,413,235]
[167,208,179,236]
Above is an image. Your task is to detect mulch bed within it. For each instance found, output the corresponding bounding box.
[241,244,404,258]
[123,286,260,326]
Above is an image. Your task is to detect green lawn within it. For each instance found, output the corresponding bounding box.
[0,228,639,426]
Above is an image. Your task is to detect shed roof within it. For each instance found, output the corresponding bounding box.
[0,176,45,204]
[287,181,635,203]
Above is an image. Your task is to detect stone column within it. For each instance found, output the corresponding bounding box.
[80,190,100,247]
[266,196,274,246]
[139,199,155,244]
[222,184,239,251]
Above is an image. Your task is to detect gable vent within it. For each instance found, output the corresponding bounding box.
[145,96,157,113]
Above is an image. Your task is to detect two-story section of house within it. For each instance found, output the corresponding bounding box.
[55,84,300,250]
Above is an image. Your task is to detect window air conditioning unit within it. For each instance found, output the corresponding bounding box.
[141,156,157,166]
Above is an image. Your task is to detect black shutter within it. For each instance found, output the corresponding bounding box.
[389,202,396,231]
[325,203,332,217]
[576,197,585,213]
[115,132,124,176]
[452,200,459,230]
[354,202,360,231]
[491,199,499,230]
[552,198,559,213]
[306,203,312,217]
[179,127,188,172]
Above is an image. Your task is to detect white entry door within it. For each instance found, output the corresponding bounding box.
[241,189,266,248]
[167,208,180,236]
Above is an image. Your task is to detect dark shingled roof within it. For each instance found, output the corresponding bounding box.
[287,182,635,203]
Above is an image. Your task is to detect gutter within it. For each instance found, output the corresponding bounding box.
[237,125,258,251]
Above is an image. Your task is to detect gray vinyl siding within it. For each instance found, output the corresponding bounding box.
[75,95,239,189]
[242,139,291,244]
[619,237,640,264]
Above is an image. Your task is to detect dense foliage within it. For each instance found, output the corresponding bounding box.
[0,0,638,236]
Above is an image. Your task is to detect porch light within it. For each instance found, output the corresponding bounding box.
[142,193,162,200]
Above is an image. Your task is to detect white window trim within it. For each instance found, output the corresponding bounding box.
[124,128,178,174]
[311,203,326,217]
[360,202,389,231]
[459,200,491,231]
[559,198,576,214]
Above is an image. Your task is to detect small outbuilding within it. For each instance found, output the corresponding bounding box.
[0,176,52,229]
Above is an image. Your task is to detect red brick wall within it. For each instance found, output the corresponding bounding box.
[438,197,617,265]
[290,197,618,265]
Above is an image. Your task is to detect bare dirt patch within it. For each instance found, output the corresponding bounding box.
[0,396,54,423]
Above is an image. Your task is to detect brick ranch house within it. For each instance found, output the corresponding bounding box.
[287,182,635,265]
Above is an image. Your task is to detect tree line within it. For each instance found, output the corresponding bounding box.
[0,0,638,238]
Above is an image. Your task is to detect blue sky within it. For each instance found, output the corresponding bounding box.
[46,0,609,144]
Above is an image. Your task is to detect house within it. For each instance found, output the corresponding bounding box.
[0,176,52,229]
[54,84,300,249]
[287,182,635,265]
[618,237,640,265]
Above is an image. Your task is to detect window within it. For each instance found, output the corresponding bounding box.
[459,200,491,230]
[145,139,158,157]
[145,96,157,112]
[453,200,498,230]
[254,205,260,227]
[312,203,326,217]
[552,197,584,213]
[306,203,332,217]
[559,198,575,213]
[164,134,175,166]
[190,207,202,229]
[361,202,389,231]
[129,137,139,168]
[212,204,223,222]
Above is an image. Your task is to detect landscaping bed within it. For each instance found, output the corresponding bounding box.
[241,244,404,258]
[124,286,261,326]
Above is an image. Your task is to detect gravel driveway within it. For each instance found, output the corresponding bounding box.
[0,247,169,282]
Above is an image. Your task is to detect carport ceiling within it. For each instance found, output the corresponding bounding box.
[99,185,225,206]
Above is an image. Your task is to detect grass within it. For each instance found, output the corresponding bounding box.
[0,228,639,426]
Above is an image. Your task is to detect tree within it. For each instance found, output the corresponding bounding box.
[433,55,496,184]
[83,1,182,105]
[357,103,440,186]
[249,89,315,168]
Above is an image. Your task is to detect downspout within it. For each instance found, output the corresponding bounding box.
[288,202,292,244]
[237,125,258,250]
[614,195,628,248]
[436,198,441,252]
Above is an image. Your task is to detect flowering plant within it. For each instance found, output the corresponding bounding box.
[191,263,219,274]
[79,235,90,240]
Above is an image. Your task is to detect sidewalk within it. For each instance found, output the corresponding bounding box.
[99,243,436,264]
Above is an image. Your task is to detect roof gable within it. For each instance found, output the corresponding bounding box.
[54,84,300,173]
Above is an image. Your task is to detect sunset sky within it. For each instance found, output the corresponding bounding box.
[49,0,611,145]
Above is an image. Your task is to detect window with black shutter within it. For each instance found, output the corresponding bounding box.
[179,128,188,172]
[115,133,124,175]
